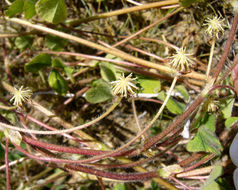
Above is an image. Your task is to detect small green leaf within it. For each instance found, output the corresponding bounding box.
[114,184,126,190]
[52,58,65,68]
[175,85,189,101]
[201,165,223,190]
[100,61,116,82]
[138,77,161,94]
[220,98,235,119]
[36,0,67,24]
[5,0,24,17]
[186,114,222,155]
[15,36,33,50]
[64,66,74,83]
[157,91,185,115]
[85,80,112,104]
[24,0,37,19]
[48,69,68,95]
[25,53,51,72]
[225,117,238,128]
[45,35,68,51]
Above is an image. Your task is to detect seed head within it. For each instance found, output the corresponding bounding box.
[203,15,225,38]
[169,47,193,73]
[111,73,138,97]
[10,86,32,107]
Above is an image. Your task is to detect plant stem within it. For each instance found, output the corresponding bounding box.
[212,12,238,81]
[206,36,216,80]
[5,138,11,190]
[5,18,206,80]
[67,0,179,26]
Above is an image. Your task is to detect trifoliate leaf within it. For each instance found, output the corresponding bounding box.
[45,35,68,51]
[36,0,67,24]
[24,0,37,19]
[100,61,116,82]
[187,114,222,155]
[85,80,112,104]
[25,53,51,72]
[15,36,33,50]
[157,91,185,115]
[138,77,161,94]
[48,69,68,95]
[5,0,24,17]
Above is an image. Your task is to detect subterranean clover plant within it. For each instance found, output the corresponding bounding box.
[1,0,238,190]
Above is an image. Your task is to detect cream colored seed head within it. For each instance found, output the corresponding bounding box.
[111,73,138,97]
[10,86,32,107]
[169,47,193,73]
[203,15,225,38]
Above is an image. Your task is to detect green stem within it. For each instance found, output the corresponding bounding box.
[206,36,216,80]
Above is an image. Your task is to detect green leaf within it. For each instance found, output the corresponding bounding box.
[225,117,238,128]
[48,69,68,95]
[5,0,24,17]
[24,0,37,19]
[15,36,33,50]
[64,66,74,83]
[45,35,68,51]
[114,184,126,190]
[100,61,116,82]
[35,0,67,24]
[186,114,223,155]
[157,91,185,115]
[201,165,223,190]
[52,58,65,68]
[220,98,235,119]
[175,85,189,101]
[25,53,51,72]
[85,80,112,104]
[52,58,74,83]
[138,77,161,94]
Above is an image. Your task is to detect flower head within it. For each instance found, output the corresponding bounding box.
[203,15,225,38]
[111,73,138,97]
[169,47,193,73]
[10,86,32,107]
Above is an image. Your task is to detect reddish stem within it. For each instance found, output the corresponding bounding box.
[140,95,204,152]
[212,12,238,80]
[65,164,157,181]
[22,135,133,157]
[183,154,215,172]
[5,138,11,190]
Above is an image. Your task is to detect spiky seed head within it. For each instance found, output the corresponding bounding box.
[10,86,32,107]
[111,73,138,97]
[203,15,225,38]
[169,47,193,73]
